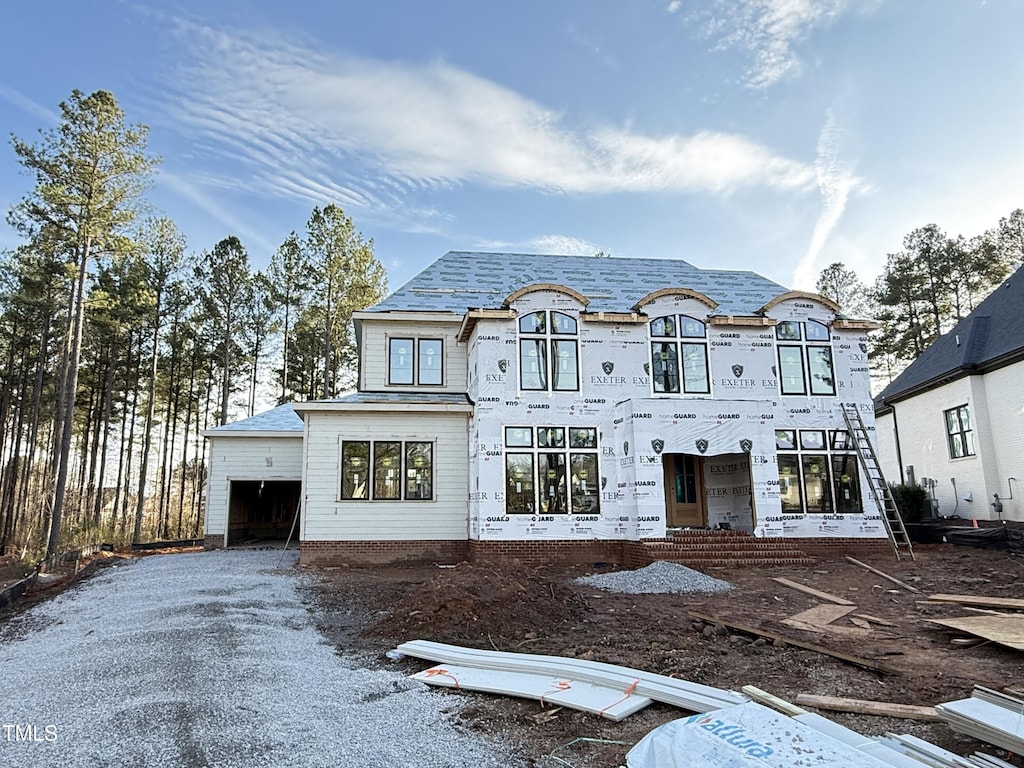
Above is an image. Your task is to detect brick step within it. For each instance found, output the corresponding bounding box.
[646,540,806,551]
[666,557,816,568]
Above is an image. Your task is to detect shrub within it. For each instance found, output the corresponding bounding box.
[889,483,928,524]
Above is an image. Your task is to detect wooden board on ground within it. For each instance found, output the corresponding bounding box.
[928,615,1024,651]
[853,613,898,627]
[772,577,856,606]
[926,594,1024,611]
[782,604,871,638]
[794,694,940,721]
[687,610,895,674]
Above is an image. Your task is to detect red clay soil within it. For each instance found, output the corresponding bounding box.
[306,543,1024,768]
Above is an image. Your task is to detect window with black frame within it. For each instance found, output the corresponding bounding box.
[775,320,835,396]
[775,428,862,514]
[518,311,579,392]
[503,426,600,514]
[340,439,434,501]
[649,314,710,395]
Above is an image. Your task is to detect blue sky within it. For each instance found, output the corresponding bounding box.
[2,0,1022,293]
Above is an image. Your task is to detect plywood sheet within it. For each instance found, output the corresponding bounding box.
[928,615,1024,651]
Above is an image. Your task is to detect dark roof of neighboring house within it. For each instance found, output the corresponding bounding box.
[877,268,1024,404]
[370,251,790,316]
[204,403,303,435]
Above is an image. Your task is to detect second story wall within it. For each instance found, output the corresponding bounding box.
[359,315,467,393]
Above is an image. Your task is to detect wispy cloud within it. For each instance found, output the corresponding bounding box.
[0,81,60,124]
[792,108,862,289]
[148,13,814,222]
[471,234,603,256]
[690,1,872,89]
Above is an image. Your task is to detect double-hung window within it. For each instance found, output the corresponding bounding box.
[518,311,579,392]
[340,440,434,500]
[649,315,710,395]
[775,429,862,514]
[388,338,443,385]
[776,320,835,396]
[944,405,975,458]
[504,426,600,515]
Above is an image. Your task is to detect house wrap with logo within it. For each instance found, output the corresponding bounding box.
[204,251,889,564]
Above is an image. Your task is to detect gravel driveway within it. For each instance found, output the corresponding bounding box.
[0,550,519,768]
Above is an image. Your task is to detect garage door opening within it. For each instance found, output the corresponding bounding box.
[227,480,301,546]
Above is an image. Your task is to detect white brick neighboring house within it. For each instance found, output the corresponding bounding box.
[875,269,1024,523]
[205,251,894,564]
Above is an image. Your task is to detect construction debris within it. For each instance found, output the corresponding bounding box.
[792,694,940,721]
[845,556,922,593]
[935,686,1024,754]
[929,614,1024,651]
[687,610,896,674]
[771,576,855,605]
[395,639,747,719]
[924,593,1024,611]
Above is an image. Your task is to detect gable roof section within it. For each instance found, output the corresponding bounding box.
[203,403,303,436]
[877,268,1024,404]
[370,251,788,316]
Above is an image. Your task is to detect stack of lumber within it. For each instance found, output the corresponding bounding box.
[395,639,747,721]
[935,687,1024,756]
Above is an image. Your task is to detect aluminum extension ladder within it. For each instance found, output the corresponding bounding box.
[842,404,916,561]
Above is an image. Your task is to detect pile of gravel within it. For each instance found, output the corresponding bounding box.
[574,560,733,595]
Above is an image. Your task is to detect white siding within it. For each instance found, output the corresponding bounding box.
[302,410,470,540]
[360,319,467,393]
[204,436,304,537]
[885,362,1024,522]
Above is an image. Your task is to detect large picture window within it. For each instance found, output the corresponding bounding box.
[649,315,709,395]
[518,311,579,392]
[388,338,444,386]
[775,429,862,514]
[776,320,835,396]
[340,440,434,501]
[504,426,600,515]
[944,405,975,458]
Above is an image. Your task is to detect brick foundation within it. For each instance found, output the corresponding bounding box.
[297,535,894,568]
[784,537,893,557]
[299,540,471,567]
[204,535,225,550]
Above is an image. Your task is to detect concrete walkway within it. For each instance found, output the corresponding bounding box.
[0,550,517,768]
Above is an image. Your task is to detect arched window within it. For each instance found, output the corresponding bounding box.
[649,315,709,395]
[776,319,835,396]
[518,311,579,392]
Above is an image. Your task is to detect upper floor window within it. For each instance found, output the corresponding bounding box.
[388,338,443,386]
[504,426,600,515]
[775,429,862,514]
[518,311,578,392]
[649,315,710,395]
[776,320,834,396]
[945,405,975,458]
[340,439,434,501]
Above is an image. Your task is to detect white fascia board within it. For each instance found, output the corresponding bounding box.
[352,310,462,324]
[293,401,473,414]
[202,430,304,438]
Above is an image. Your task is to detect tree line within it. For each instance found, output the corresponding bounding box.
[0,89,387,561]
[816,212,1023,382]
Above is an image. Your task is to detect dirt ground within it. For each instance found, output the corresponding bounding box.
[302,543,1024,768]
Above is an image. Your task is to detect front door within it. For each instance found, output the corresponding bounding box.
[663,454,706,527]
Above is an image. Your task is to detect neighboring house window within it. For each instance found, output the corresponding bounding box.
[340,440,433,500]
[775,429,862,514]
[649,315,710,395]
[388,338,444,386]
[776,320,835,396]
[503,426,600,515]
[945,405,975,458]
[518,311,579,392]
